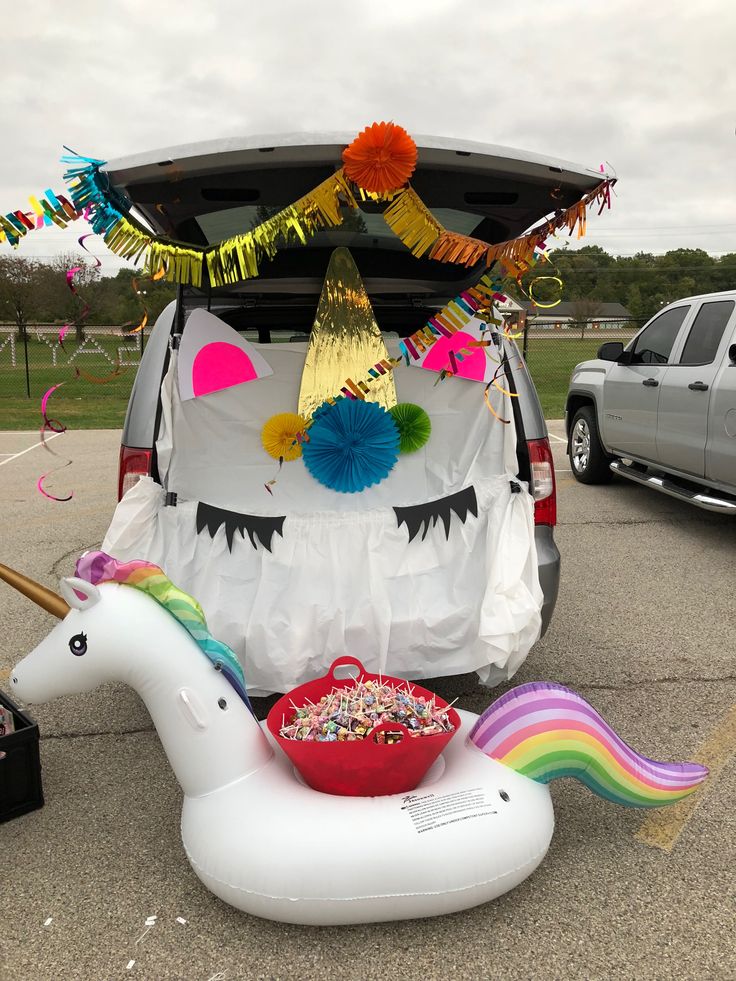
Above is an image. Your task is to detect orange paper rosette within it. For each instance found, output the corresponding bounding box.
[342,122,418,195]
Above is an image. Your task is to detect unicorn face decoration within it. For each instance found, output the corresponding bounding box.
[100,246,532,693]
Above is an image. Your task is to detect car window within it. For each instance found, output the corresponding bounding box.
[632,306,689,364]
[678,300,735,366]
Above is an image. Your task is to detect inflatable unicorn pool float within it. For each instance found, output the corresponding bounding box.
[1,553,707,926]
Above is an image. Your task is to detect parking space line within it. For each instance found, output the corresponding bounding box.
[0,432,60,467]
[548,433,566,442]
[636,704,736,853]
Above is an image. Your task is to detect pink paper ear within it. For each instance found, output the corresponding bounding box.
[421,331,487,381]
[192,342,258,397]
[409,315,499,383]
[178,309,273,400]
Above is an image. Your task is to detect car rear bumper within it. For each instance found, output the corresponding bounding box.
[535,524,561,636]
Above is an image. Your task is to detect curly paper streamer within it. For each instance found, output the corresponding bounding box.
[37,470,73,503]
[66,265,91,327]
[38,383,73,502]
[74,365,128,384]
[118,265,166,338]
[77,232,102,268]
[40,382,66,428]
[527,275,564,309]
[124,276,148,335]
[484,382,510,425]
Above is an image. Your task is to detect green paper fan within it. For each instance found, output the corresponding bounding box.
[389,403,431,454]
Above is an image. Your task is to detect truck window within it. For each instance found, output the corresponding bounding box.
[631,306,689,364]
[678,300,735,366]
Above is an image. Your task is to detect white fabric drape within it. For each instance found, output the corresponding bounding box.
[103,336,542,695]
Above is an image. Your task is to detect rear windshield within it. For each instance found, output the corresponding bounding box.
[197,203,491,246]
[179,284,452,341]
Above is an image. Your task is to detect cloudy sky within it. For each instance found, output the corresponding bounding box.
[3,0,735,272]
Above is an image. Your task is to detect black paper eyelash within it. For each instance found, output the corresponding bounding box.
[194,487,476,552]
[196,501,285,553]
[393,486,478,543]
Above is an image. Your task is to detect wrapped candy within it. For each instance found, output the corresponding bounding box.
[278,678,455,742]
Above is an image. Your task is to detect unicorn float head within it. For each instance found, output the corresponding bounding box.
[0,553,708,925]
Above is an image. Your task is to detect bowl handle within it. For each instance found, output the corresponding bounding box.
[326,655,367,683]
[368,721,411,744]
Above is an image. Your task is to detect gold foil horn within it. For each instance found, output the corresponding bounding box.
[0,562,70,619]
[298,247,398,419]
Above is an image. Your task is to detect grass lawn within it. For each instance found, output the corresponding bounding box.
[1,332,617,430]
[523,337,609,418]
[0,333,138,429]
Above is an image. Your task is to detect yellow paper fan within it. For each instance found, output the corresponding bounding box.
[261,413,308,462]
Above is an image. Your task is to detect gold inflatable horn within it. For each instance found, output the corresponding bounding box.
[0,562,70,619]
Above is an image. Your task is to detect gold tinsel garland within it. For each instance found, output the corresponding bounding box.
[3,128,614,288]
[382,187,444,257]
[88,169,360,289]
[383,179,614,281]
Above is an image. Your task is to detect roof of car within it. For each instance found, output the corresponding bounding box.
[663,290,736,304]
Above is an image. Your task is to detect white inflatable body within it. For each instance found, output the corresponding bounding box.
[10,581,553,925]
[185,715,553,924]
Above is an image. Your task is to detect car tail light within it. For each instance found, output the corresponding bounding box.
[118,445,152,501]
[527,437,557,526]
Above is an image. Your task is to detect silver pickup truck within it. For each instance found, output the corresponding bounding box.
[565,290,736,513]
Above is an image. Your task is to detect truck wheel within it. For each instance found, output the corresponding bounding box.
[569,406,613,484]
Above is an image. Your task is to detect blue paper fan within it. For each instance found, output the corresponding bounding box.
[302,399,400,493]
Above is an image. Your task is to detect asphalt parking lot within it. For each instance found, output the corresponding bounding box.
[1,425,734,981]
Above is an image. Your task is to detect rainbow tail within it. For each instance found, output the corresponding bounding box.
[470,682,708,808]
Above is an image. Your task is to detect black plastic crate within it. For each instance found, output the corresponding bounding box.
[0,689,44,823]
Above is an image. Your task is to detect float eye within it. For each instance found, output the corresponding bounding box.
[218,697,228,710]
[499,790,510,802]
[69,632,87,656]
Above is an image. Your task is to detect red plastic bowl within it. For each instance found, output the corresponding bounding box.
[266,656,461,797]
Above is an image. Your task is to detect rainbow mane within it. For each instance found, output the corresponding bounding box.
[470,682,708,808]
[75,551,251,711]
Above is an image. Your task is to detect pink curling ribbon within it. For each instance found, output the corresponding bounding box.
[37,383,73,502]
[78,232,102,269]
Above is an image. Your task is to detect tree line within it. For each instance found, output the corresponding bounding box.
[516,245,736,321]
[0,254,177,339]
[2,245,734,337]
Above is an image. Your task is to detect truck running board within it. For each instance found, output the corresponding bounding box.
[610,460,736,514]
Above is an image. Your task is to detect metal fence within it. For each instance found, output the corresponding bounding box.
[511,317,647,416]
[0,325,146,399]
[1,317,649,422]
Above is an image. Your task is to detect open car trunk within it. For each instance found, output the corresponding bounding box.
[101,133,588,693]
[104,324,543,695]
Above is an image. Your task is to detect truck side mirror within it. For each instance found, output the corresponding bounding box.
[597,341,624,361]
